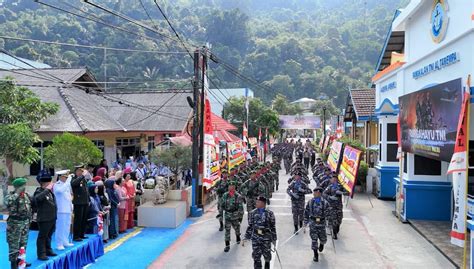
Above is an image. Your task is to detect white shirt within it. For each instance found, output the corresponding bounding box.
[54,176,73,214]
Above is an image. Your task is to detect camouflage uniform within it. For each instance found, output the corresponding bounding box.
[287,179,312,231]
[5,191,32,263]
[215,178,229,224]
[219,191,244,242]
[323,183,347,238]
[245,208,277,269]
[304,197,329,251]
[240,179,265,213]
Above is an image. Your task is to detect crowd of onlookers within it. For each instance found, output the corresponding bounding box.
[5,156,174,268]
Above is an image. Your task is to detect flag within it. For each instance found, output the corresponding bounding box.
[336,122,343,139]
[242,123,248,147]
[447,91,470,247]
[258,127,262,161]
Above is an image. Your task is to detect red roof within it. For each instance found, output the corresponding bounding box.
[169,135,192,146]
[211,113,237,131]
[214,130,240,142]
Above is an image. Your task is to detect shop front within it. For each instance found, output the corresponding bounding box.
[373,0,474,221]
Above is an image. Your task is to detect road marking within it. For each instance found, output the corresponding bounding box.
[104,227,143,253]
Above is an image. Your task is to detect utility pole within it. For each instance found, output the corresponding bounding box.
[191,49,203,217]
[323,107,327,136]
[198,46,207,208]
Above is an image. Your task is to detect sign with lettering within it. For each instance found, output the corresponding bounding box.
[381,81,397,93]
[399,78,462,161]
[412,52,459,79]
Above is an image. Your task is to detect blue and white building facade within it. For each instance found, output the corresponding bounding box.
[373,0,474,221]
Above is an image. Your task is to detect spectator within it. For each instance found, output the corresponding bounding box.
[124,172,136,229]
[86,182,100,234]
[96,180,110,243]
[116,178,128,233]
[105,177,119,239]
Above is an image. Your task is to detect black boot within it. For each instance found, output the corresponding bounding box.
[224,241,230,252]
[219,221,224,232]
[254,260,262,269]
[336,225,340,235]
[236,234,241,244]
[313,250,319,262]
[299,220,303,228]
[318,243,324,252]
[264,261,270,269]
[333,228,338,240]
[294,224,299,234]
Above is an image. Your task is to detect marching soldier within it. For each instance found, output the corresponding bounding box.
[287,173,312,234]
[215,171,230,231]
[219,181,244,252]
[323,175,348,239]
[304,187,330,262]
[5,178,32,269]
[244,196,277,269]
[240,172,266,213]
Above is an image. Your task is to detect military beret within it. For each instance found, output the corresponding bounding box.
[92,176,102,182]
[256,196,267,203]
[12,177,27,188]
[87,181,96,188]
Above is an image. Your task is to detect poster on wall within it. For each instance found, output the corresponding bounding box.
[327,141,344,172]
[338,145,363,197]
[228,141,245,169]
[399,78,463,161]
[279,115,321,129]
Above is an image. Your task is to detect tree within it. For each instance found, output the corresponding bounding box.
[0,78,58,176]
[271,93,302,115]
[311,99,340,121]
[43,133,103,170]
[149,146,192,180]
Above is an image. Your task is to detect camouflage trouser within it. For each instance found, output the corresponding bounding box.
[284,160,291,173]
[7,220,29,262]
[224,218,241,241]
[328,205,343,228]
[252,239,272,264]
[291,199,305,226]
[309,222,327,250]
[217,197,224,222]
[246,198,256,213]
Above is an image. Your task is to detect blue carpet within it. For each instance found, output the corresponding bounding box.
[89,220,193,269]
[0,221,102,268]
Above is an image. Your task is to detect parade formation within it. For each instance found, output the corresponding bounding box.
[214,139,348,268]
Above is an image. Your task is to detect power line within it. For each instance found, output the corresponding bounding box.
[137,0,172,51]
[0,35,187,54]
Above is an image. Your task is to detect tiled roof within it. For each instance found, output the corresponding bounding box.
[211,113,237,131]
[0,68,191,133]
[348,88,376,120]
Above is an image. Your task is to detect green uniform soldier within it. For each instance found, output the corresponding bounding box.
[5,178,32,269]
[215,171,230,231]
[240,173,266,214]
[219,181,244,252]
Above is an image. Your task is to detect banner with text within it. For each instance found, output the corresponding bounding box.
[279,115,321,129]
[228,141,245,170]
[327,141,344,172]
[338,146,363,197]
[399,78,462,161]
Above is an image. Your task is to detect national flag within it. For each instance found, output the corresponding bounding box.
[242,123,249,147]
[447,91,470,247]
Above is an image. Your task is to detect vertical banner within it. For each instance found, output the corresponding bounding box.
[338,145,363,197]
[243,123,249,149]
[327,141,344,172]
[447,91,470,247]
[336,121,343,139]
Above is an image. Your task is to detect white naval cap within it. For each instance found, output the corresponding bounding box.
[55,169,70,176]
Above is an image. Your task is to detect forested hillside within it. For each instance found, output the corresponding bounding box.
[0,0,407,106]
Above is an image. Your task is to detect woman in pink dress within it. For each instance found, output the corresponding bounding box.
[124,172,136,229]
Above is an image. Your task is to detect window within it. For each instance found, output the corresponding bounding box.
[92,140,105,155]
[387,123,397,142]
[379,124,382,141]
[386,144,398,162]
[29,141,53,176]
[148,136,155,151]
[414,154,441,175]
[403,153,407,173]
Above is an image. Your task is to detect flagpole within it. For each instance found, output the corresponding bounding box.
[462,76,471,269]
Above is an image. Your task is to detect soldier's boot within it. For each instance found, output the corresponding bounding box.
[236,234,241,244]
[224,241,230,252]
[264,261,270,269]
[318,243,324,252]
[219,221,224,232]
[332,228,338,240]
[313,250,319,262]
[254,260,262,269]
[294,224,299,234]
[299,220,303,228]
[336,225,340,235]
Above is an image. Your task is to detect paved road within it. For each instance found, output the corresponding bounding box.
[150,164,455,269]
